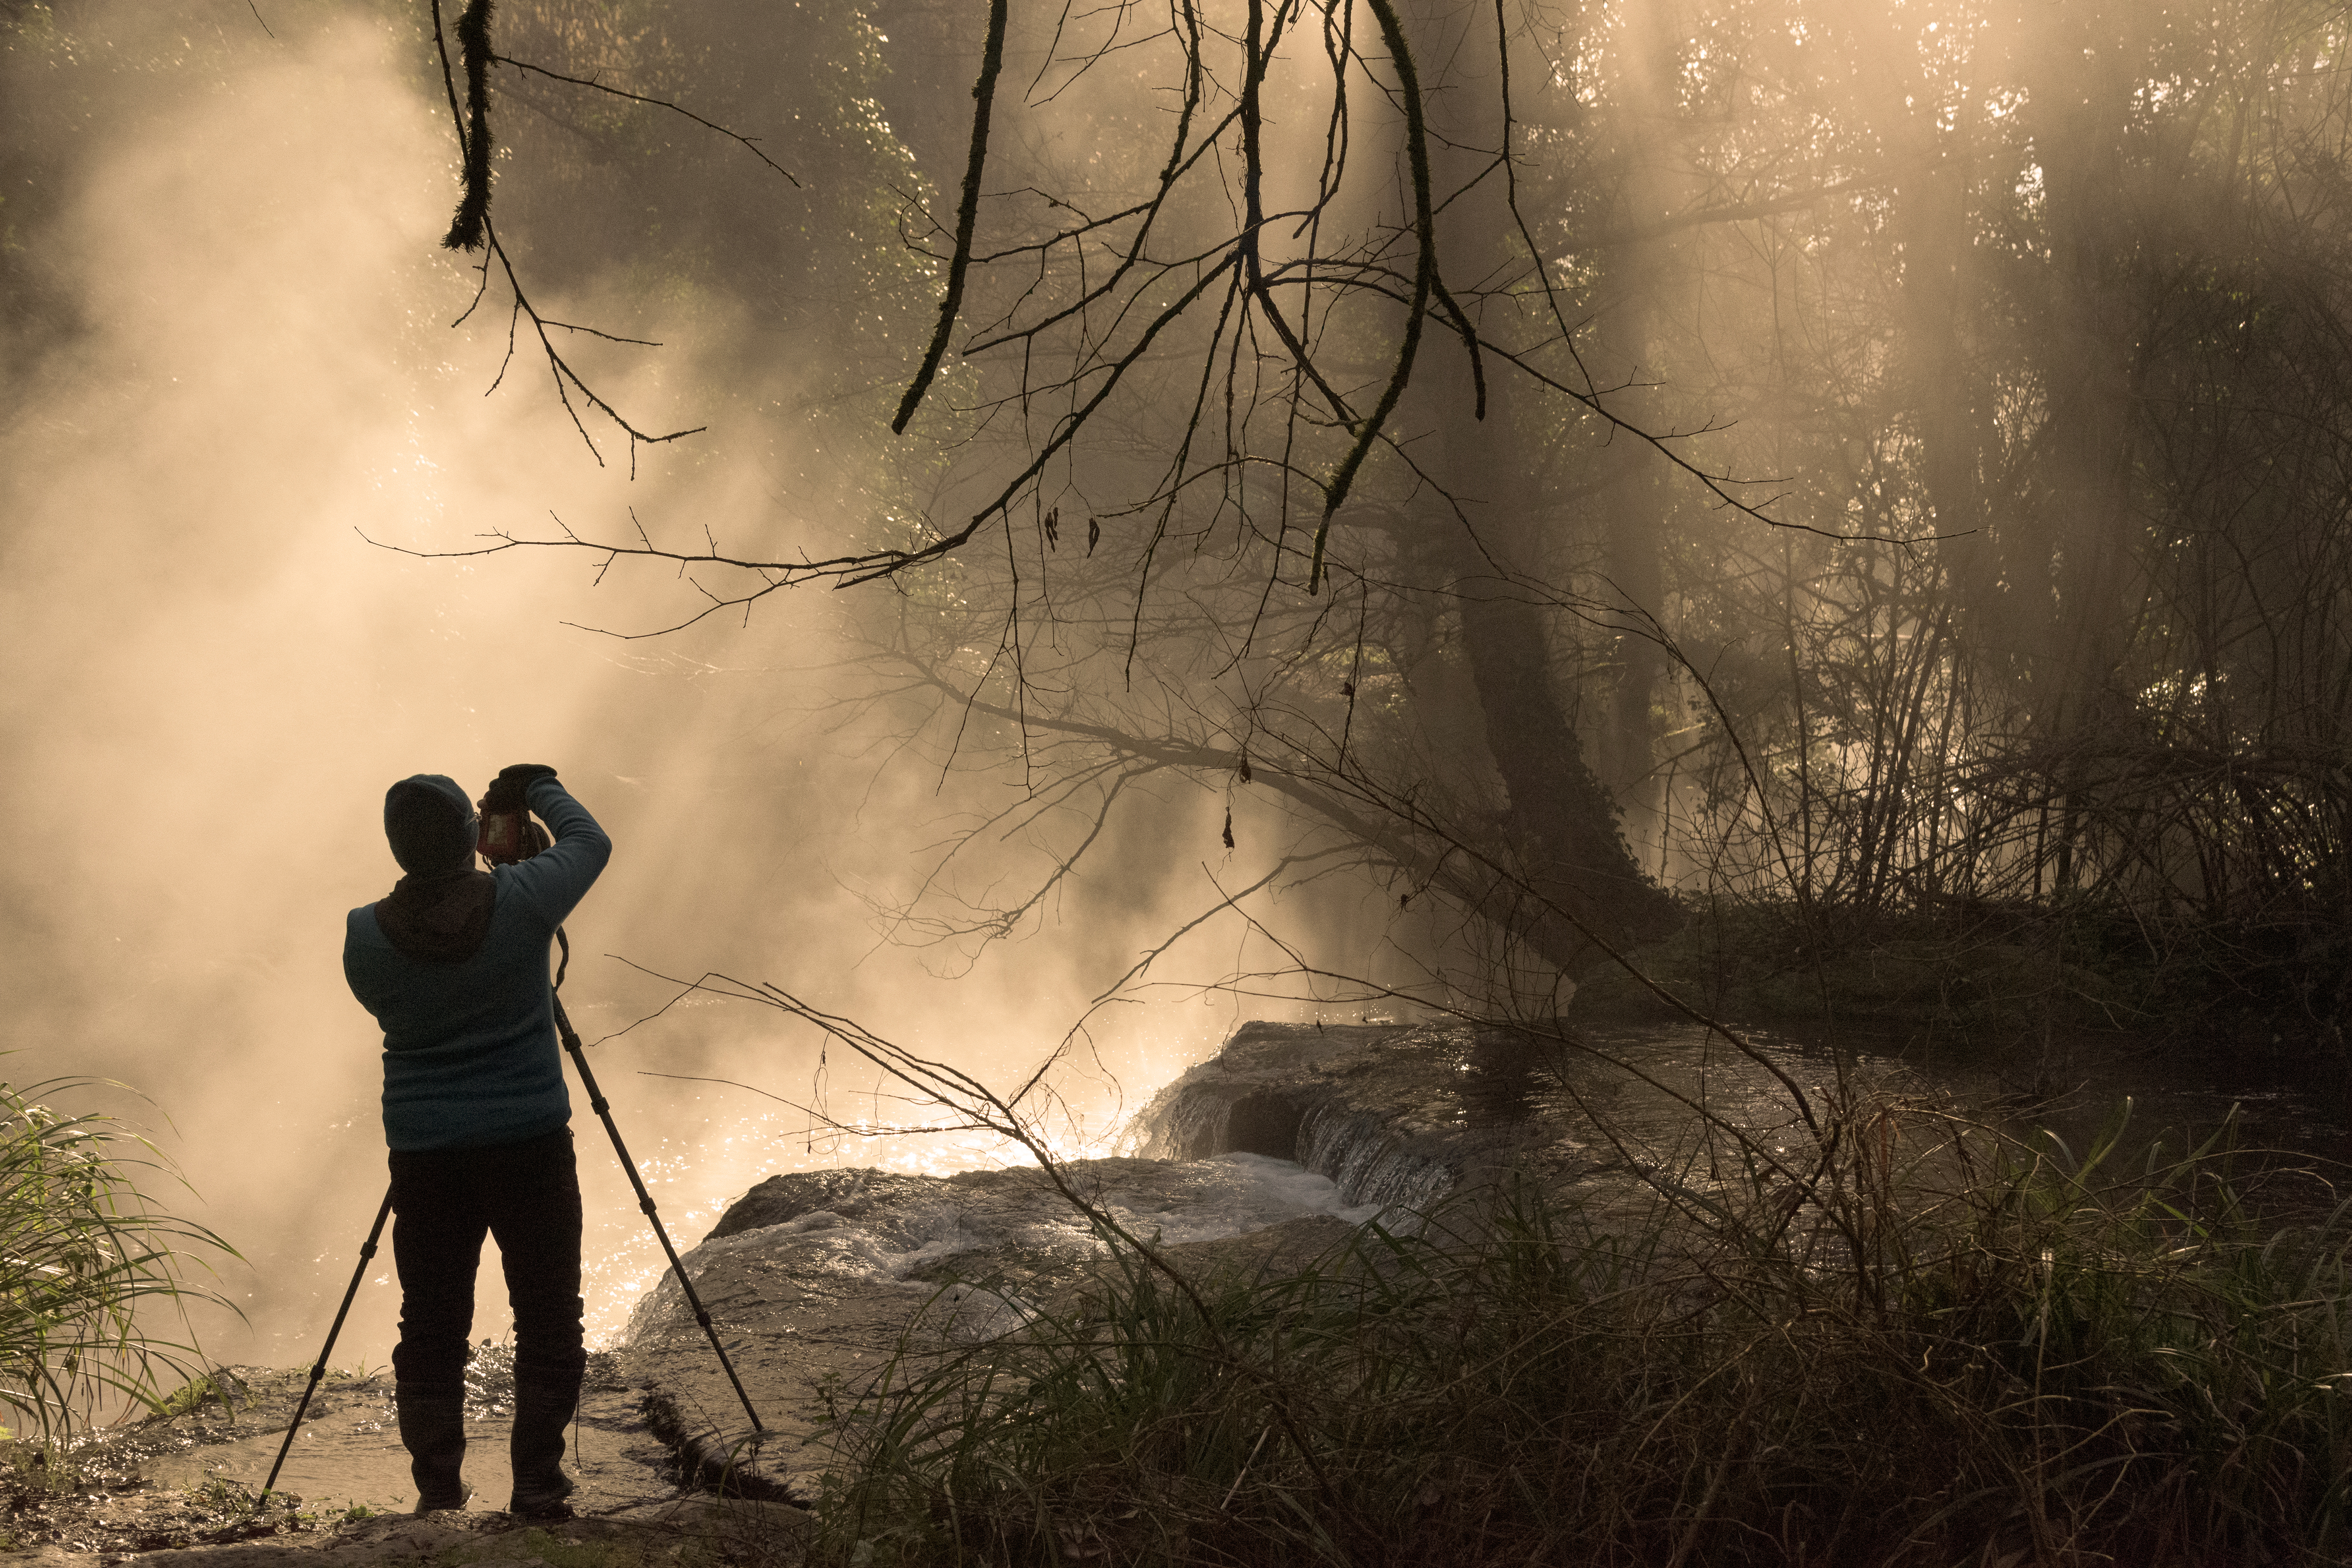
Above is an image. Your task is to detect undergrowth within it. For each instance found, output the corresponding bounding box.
[0,1073,240,1447]
[808,1094,2352,1567]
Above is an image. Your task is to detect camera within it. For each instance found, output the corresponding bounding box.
[477,806,552,865]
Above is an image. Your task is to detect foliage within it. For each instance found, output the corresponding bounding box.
[153,1369,235,1420]
[808,1096,2352,1567]
[0,1075,239,1446]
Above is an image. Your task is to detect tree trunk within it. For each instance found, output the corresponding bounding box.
[1400,0,1681,974]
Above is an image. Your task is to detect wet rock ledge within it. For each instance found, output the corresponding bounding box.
[1129,1019,1614,1199]
[616,1021,1624,1499]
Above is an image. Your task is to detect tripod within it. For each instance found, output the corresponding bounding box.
[264,930,762,1499]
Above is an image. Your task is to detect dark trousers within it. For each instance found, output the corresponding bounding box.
[388,1127,587,1389]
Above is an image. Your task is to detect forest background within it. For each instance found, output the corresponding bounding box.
[5,0,2352,1368]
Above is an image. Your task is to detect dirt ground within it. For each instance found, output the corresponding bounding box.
[0,1357,807,1567]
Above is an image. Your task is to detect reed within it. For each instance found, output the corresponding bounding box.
[0,1075,239,1449]
[806,1095,2352,1566]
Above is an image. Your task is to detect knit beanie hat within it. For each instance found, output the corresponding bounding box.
[384,774,479,875]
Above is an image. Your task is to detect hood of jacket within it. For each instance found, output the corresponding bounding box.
[373,867,497,964]
[376,773,493,962]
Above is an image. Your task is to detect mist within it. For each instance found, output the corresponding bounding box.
[10,0,2352,1386]
[0,3,1310,1369]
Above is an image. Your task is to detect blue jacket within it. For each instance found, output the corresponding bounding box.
[344,776,612,1152]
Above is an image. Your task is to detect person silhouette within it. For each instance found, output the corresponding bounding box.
[343,763,611,1517]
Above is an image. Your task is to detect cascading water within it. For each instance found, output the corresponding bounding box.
[1126,1020,1552,1213]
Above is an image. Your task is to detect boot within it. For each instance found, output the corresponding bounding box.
[395,1382,470,1512]
[508,1372,581,1519]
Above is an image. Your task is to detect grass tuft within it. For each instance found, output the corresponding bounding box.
[0,1072,240,1448]
[806,1092,2352,1566]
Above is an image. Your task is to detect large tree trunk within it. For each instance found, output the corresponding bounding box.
[1585,0,1693,847]
[1400,0,1681,974]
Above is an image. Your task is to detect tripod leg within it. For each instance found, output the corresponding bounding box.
[263,1188,394,1499]
[550,990,765,1436]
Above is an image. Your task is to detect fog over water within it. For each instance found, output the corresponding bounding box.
[0,5,1348,1369]
[13,0,2352,1389]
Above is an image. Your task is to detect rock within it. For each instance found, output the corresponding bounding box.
[613,1150,1389,1498]
[612,1023,1682,1500]
[703,1167,944,1242]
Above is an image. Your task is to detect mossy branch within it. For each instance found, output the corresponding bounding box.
[438,0,496,252]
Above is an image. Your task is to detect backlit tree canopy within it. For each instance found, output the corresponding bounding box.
[432,0,2352,1021]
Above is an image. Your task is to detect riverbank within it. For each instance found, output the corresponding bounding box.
[708,1022,2352,1564]
[1573,896,2352,1060]
[3,1022,1667,1556]
[13,1020,2350,1565]
[809,1148,2352,1566]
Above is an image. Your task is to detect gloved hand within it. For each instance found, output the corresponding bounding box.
[482,763,559,814]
